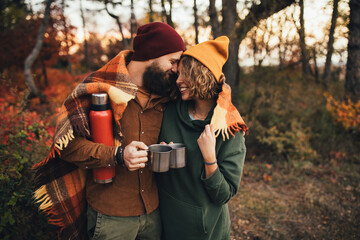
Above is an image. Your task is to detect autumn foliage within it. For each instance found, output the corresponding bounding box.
[0,68,87,238]
[325,92,360,132]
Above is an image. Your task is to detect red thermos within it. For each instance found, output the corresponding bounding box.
[90,93,115,184]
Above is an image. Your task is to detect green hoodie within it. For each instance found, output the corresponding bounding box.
[156,100,246,240]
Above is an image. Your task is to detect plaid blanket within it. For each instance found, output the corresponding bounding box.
[211,78,248,140]
[33,50,137,239]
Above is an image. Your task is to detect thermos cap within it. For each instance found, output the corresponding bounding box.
[92,93,108,105]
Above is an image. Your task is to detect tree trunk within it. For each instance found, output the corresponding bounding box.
[221,0,239,96]
[345,0,360,99]
[209,0,220,38]
[41,58,48,87]
[130,0,137,44]
[24,0,54,100]
[194,0,199,44]
[149,0,154,22]
[234,0,295,42]
[223,0,296,92]
[161,0,166,23]
[80,0,89,71]
[298,0,310,78]
[278,16,284,69]
[104,1,129,49]
[312,47,319,82]
[323,0,339,85]
[168,0,174,27]
[62,0,72,74]
[161,0,174,27]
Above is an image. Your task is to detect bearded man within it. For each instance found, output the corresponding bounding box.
[33,22,184,240]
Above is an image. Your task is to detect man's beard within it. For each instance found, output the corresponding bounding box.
[142,62,179,99]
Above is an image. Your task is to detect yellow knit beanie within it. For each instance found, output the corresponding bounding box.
[183,36,229,82]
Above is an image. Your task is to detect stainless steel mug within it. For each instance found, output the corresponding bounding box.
[168,143,186,168]
[148,144,172,172]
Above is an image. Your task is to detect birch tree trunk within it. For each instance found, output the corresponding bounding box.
[24,0,54,100]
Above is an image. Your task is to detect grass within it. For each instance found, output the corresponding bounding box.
[229,159,360,239]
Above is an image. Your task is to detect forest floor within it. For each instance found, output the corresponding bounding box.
[228,158,360,240]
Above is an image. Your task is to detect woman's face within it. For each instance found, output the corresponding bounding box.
[176,61,192,101]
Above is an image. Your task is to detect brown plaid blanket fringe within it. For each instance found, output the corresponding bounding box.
[33,50,137,240]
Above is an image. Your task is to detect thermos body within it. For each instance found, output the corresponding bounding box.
[89,110,114,146]
[90,93,115,184]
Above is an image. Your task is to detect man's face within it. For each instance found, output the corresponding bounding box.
[143,51,182,98]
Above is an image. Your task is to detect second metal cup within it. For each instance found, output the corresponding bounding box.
[168,143,186,168]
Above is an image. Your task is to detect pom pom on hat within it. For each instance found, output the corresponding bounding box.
[132,22,185,61]
[183,36,229,82]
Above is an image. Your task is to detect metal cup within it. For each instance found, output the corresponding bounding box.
[168,143,186,168]
[148,144,172,172]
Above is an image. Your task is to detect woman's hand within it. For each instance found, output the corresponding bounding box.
[197,124,217,164]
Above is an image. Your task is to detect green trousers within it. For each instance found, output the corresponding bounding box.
[87,205,162,240]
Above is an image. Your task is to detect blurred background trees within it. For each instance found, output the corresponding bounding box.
[1,0,359,239]
[1,0,356,99]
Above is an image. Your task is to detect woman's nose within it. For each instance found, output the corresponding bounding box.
[176,75,182,84]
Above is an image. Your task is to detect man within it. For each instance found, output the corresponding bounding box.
[33,22,185,240]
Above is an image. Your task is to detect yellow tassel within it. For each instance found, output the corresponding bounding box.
[211,105,230,141]
[55,140,63,150]
[68,129,74,140]
[34,185,53,210]
[116,82,138,90]
[54,129,74,150]
[108,86,136,105]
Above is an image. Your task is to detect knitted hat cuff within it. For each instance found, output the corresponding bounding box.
[132,22,185,61]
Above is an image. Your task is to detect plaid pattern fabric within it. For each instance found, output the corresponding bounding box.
[33,50,137,239]
[211,79,248,140]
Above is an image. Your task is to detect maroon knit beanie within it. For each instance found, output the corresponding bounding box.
[132,22,185,61]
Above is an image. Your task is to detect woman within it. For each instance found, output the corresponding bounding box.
[156,36,248,240]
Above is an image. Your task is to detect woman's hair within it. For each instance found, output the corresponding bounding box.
[180,55,223,100]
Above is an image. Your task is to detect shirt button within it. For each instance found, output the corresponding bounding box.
[140,111,143,114]
[141,189,144,192]
[140,170,143,173]
[108,164,111,167]
[141,131,144,134]
[85,166,88,169]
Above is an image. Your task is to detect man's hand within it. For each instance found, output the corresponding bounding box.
[123,141,149,171]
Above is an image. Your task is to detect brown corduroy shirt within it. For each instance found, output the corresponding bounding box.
[60,87,167,217]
